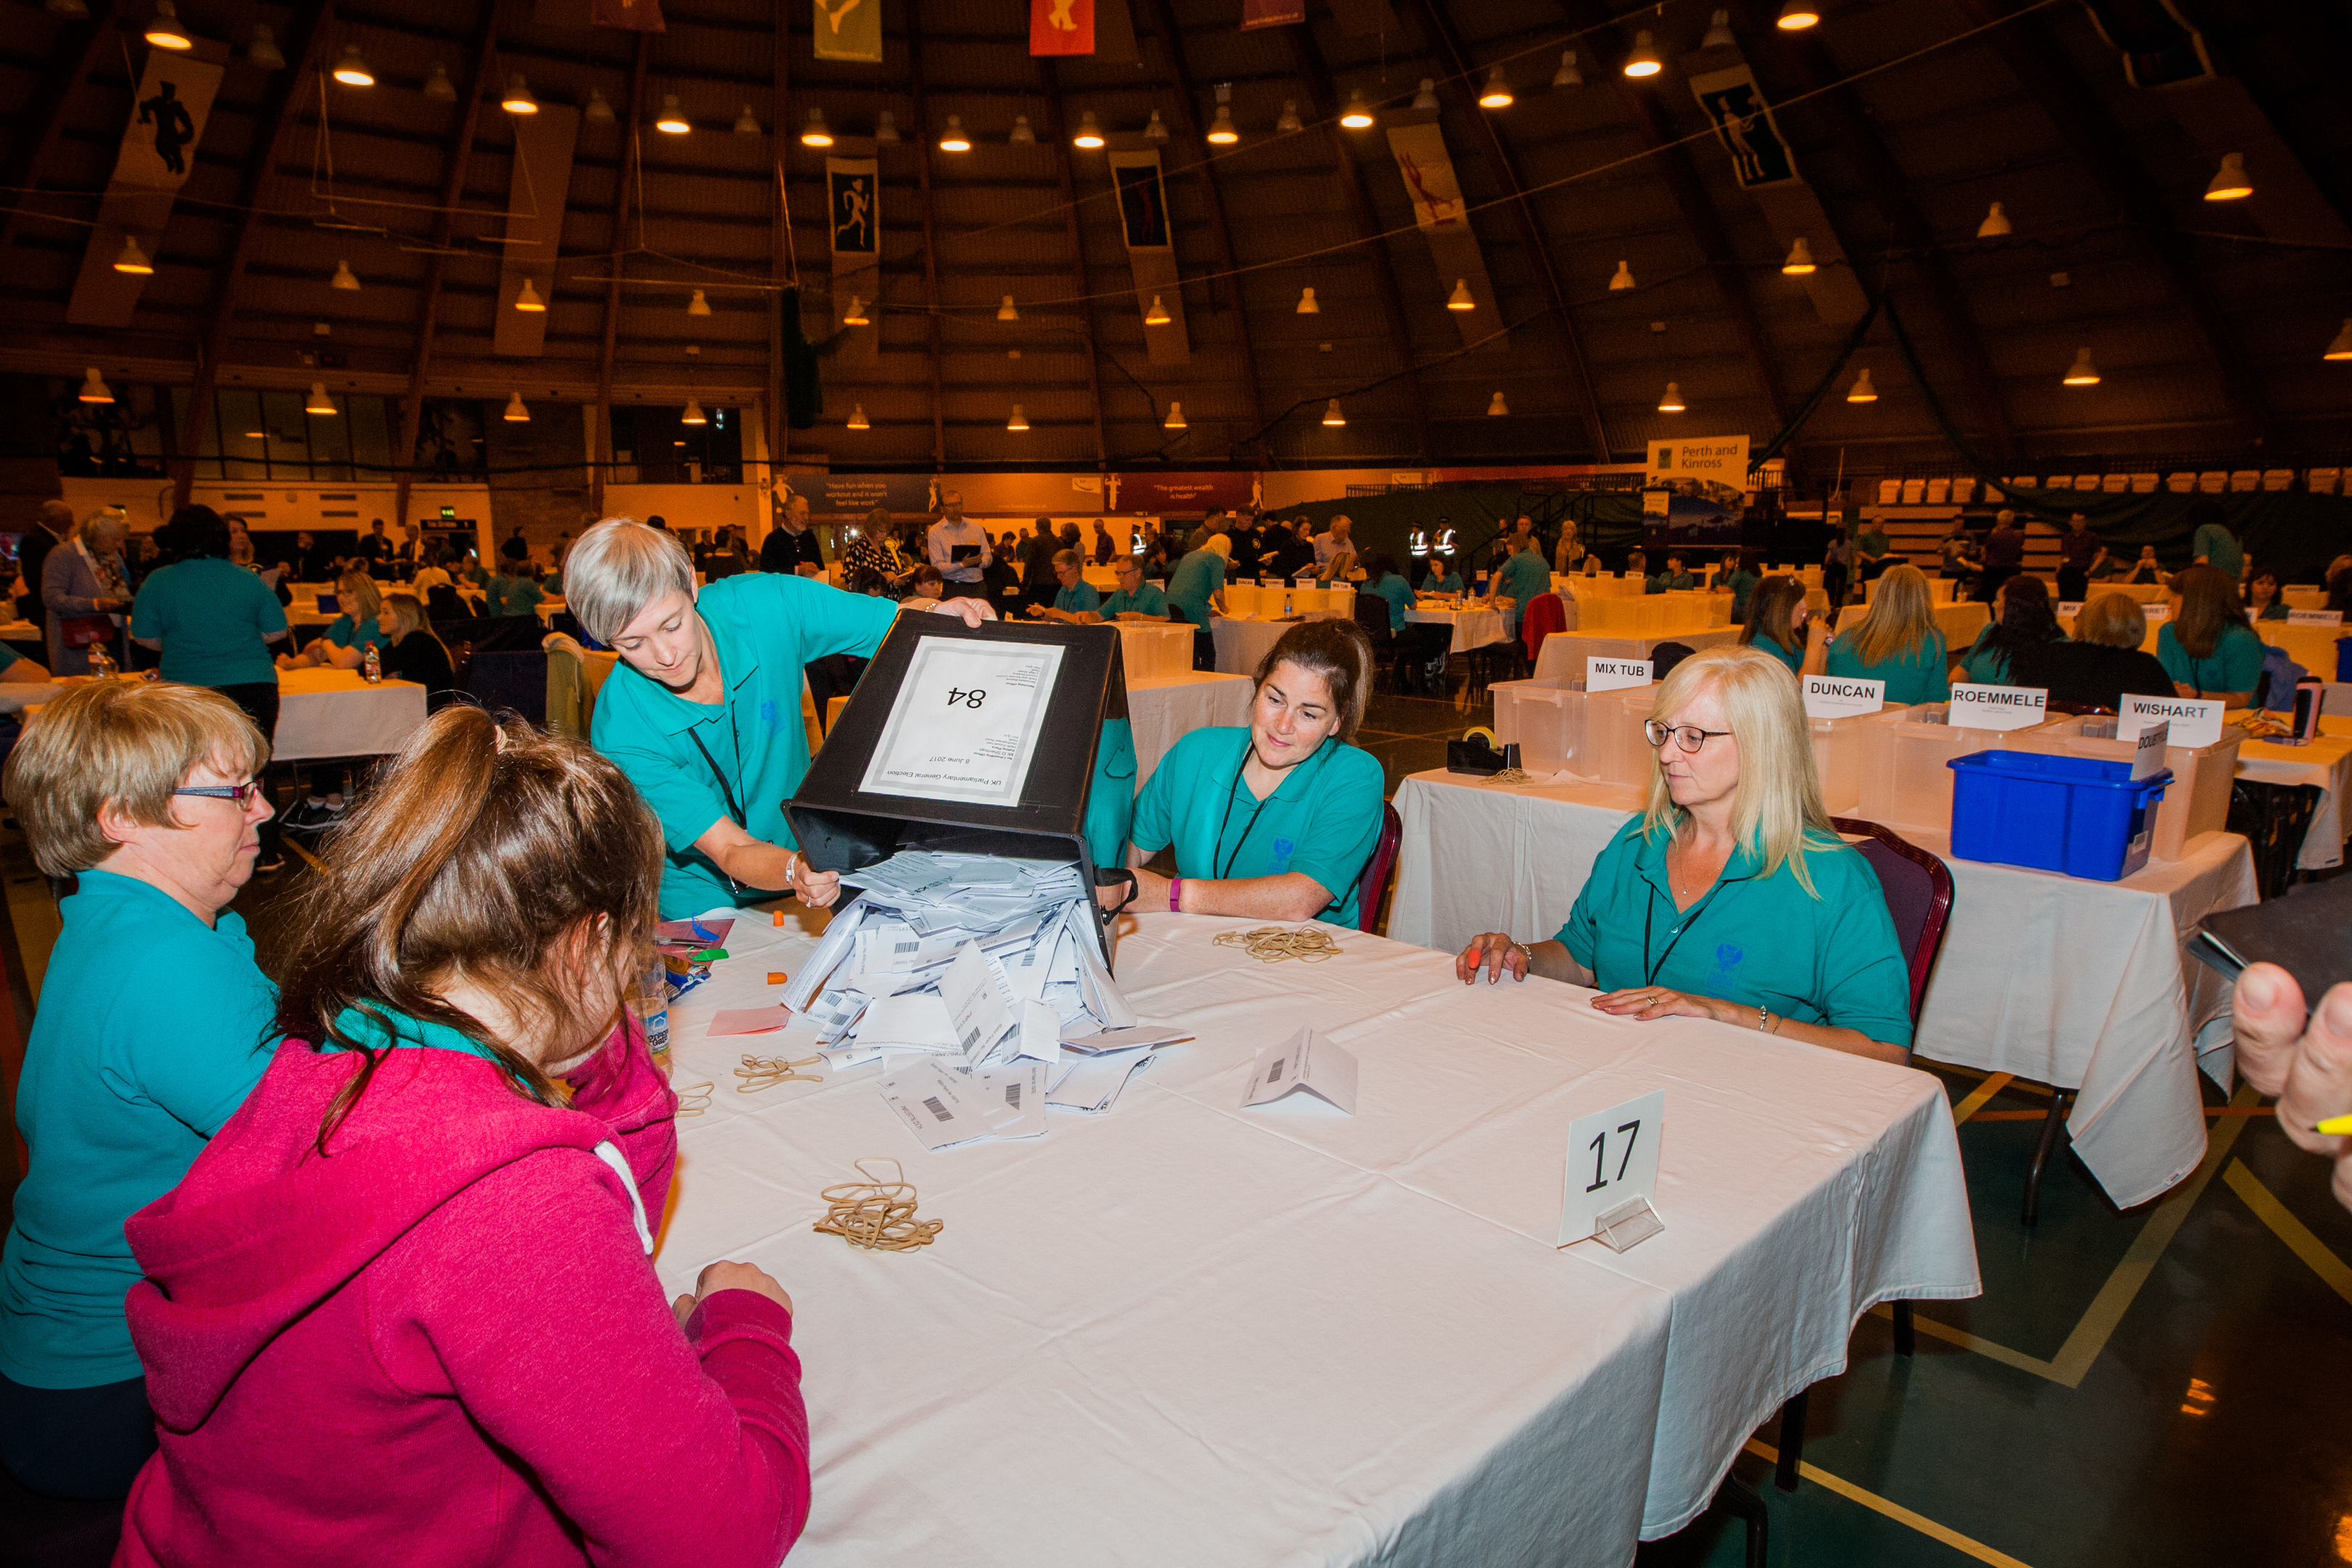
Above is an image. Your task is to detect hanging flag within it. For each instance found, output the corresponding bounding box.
[2081,0,2212,88]
[589,0,666,30]
[1386,121,1466,231]
[813,0,882,63]
[1107,151,1188,365]
[827,157,881,368]
[1688,66,1799,187]
[1241,0,1304,28]
[1385,122,1503,353]
[1032,0,1094,57]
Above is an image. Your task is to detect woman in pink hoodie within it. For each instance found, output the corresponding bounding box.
[118,707,810,1567]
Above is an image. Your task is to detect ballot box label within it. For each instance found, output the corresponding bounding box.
[2287,609,2344,627]
[1802,674,1885,719]
[2119,695,2223,748]
[2131,720,2170,780]
[1559,1089,1665,1247]
[1948,682,2047,731]
[860,637,1066,807]
[1587,658,1654,693]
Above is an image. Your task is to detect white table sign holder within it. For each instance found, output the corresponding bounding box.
[1559,1089,1667,1251]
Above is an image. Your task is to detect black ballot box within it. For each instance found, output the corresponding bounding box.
[785,615,1130,959]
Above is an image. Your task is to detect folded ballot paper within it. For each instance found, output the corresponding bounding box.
[781,850,1190,1150]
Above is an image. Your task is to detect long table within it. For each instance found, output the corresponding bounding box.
[271,666,430,759]
[1534,627,1742,680]
[659,908,1977,1558]
[1127,671,1251,791]
[1388,769,2258,1210]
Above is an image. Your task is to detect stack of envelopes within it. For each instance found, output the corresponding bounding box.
[777,851,1188,1151]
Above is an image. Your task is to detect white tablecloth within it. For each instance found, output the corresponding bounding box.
[2237,719,2352,870]
[1212,618,1300,676]
[1533,628,1741,681]
[1405,605,1508,653]
[660,910,1978,1554]
[1116,622,1196,682]
[1387,769,2258,1210]
[271,667,429,761]
[1127,671,1252,791]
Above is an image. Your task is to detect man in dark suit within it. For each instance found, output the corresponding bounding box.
[16,499,73,633]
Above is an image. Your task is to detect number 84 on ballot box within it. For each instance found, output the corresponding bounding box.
[1559,1090,1666,1253]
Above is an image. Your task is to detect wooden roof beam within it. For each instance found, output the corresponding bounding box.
[0,0,123,262]
[1036,62,1108,468]
[908,28,948,469]
[590,32,652,519]
[1407,0,1612,463]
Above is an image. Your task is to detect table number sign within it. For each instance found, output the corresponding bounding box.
[859,637,1066,807]
[1802,674,1885,719]
[2287,609,2345,627]
[2119,694,2224,748]
[1586,657,1654,693]
[1241,1027,1358,1115]
[1559,1089,1665,1251]
[1948,682,2049,730]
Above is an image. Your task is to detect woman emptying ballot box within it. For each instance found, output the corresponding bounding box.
[1127,620,1386,927]
[1455,645,1913,1063]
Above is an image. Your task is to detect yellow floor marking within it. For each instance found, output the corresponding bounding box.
[1741,1440,2035,1567]
[1950,1072,2013,1125]
[1874,1083,2260,1388]
[2223,1158,2352,1307]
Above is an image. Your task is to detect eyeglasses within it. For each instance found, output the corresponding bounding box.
[173,781,265,805]
[1643,720,1732,754]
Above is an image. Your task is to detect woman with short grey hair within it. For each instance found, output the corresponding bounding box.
[574,517,991,917]
[43,507,131,676]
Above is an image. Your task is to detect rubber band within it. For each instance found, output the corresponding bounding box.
[735,1053,823,1092]
[814,1157,943,1252]
[1212,925,1344,963]
[674,1081,715,1116]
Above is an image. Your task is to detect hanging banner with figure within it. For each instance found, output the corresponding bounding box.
[1386,121,1466,232]
[2081,0,2211,88]
[1031,0,1093,55]
[66,50,224,328]
[812,0,882,62]
[1387,119,1503,352]
[1108,150,1189,365]
[1242,0,1306,28]
[589,0,666,29]
[828,157,881,369]
[1689,65,1799,188]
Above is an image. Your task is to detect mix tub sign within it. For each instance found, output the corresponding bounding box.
[1948,682,2049,731]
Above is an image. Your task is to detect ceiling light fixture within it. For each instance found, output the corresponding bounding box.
[1781,237,1816,275]
[1144,295,1172,324]
[1073,110,1105,149]
[1487,391,1508,416]
[113,235,154,274]
[247,24,285,69]
[2203,152,2252,201]
[1340,90,1374,129]
[801,107,833,147]
[1007,403,1029,431]
[997,295,1020,322]
[78,367,114,404]
[1702,9,1735,48]
[514,278,546,312]
[1977,201,2012,237]
[584,86,614,123]
[1846,367,1878,403]
[681,399,708,425]
[1297,286,1319,314]
[1446,278,1475,311]
[1776,0,1821,30]
[1658,382,1686,412]
[1321,399,1346,426]
[46,0,91,17]
[1143,109,1169,142]
[735,105,761,136]
[1553,50,1583,88]
[1623,30,1663,78]
[843,295,870,325]
[1010,113,1036,144]
[1207,105,1239,144]
[1413,78,1439,110]
[1609,259,1636,290]
[422,62,457,102]
[939,114,971,152]
[687,289,711,317]
[876,110,899,142]
[2062,347,2099,386]
[144,1,192,51]
[2326,319,2352,362]
[1479,67,1513,109]
[1276,100,1302,132]
[656,94,690,134]
[331,45,375,88]
[330,259,360,290]
[846,404,870,430]
[504,392,530,422]
[305,381,337,415]
[1164,401,1186,430]
[502,75,538,114]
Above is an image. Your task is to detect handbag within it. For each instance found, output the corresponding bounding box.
[58,613,114,650]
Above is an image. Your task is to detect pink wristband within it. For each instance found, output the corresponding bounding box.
[1169,877,1183,913]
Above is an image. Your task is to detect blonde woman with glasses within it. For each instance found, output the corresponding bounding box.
[1455,645,1914,1063]
[1824,564,1951,705]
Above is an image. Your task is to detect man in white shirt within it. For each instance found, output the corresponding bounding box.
[925,491,992,598]
[1312,515,1356,583]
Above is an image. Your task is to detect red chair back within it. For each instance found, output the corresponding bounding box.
[1522,592,1567,662]
[1356,801,1404,933]
[1830,816,1954,1024]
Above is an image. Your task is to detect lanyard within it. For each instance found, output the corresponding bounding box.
[683,701,753,896]
[1212,738,1330,881]
[1639,872,1731,989]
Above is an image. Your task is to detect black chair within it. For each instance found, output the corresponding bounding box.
[1352,594,1400,691]
[461,648,548,726]
[425,584,468,621]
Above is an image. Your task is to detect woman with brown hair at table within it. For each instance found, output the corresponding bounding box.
[1455,644,1912,1063]
[2009,592,2173,714]
[113,707,810,1567]
[1738,576,1824,678]
[2157,564,2266,709]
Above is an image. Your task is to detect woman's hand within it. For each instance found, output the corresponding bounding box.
[1456,931,1530,985]
[1127,867,1172,912]
[1591,985,1729,1022]
[785,853,842,909]
[926,596,996,627]
[672,1259,793,1331]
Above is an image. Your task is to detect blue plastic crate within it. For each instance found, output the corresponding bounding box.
[1947,750,2171,882]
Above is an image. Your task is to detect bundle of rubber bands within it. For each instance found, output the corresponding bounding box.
[674,1081,715,1117]
[735,1053,822,1092]
[1212,924,1344,963]
[813,1158,942,1252]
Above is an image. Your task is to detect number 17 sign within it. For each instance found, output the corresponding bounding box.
[1558,1089,1666,1250]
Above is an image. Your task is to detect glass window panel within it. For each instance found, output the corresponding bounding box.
[216,388,266,481]
[262,391,309,481]
[306,389,354,480]
[347,395,391,479]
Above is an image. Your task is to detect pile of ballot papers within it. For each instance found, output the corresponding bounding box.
[772,851,1189,1152]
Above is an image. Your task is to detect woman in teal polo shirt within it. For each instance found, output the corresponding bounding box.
[1956,574,2065,685]
[2158,564,2266,707]
[0,681,278,1498]
[1736,576,1823,678]
[1424,554,1465,596]
[1824,564,1950,705]
[1128,618,1385,927]
[1492,536,1553,634]
[277,570,388,673]
[1456,644,1913,1061]
[576,518,991,918]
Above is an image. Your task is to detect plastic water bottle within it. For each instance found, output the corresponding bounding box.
[634,960,671,1059]
[362,642,383,684]
[86,644,116,679]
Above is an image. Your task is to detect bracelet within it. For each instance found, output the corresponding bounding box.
[1514,942,1535,970]
[785,851,801,887]
[1756,1004,1779,1034]
[1169,876,1183,913]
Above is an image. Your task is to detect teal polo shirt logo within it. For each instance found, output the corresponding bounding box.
[1707,942,1744,986]
[758,698,778,730]
[1271,836,1295,867]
